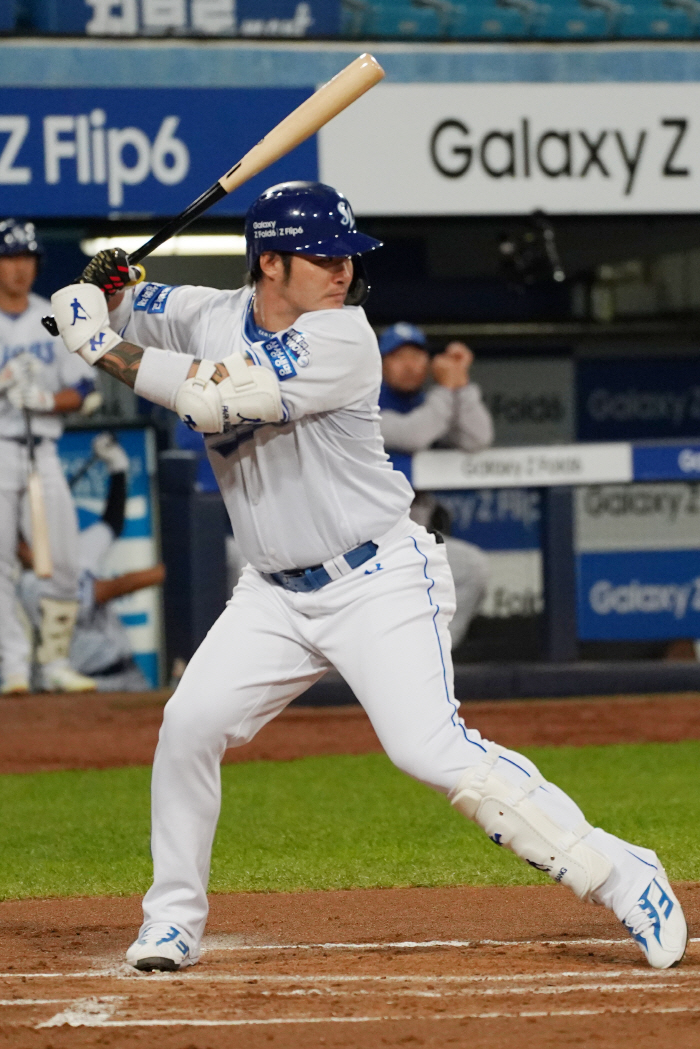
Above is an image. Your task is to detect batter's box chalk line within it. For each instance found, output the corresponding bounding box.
[31,1005,700,1029]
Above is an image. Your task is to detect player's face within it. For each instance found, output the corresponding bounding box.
[0,255,38,298]
[382,344,431,394]
[266,252,353,312]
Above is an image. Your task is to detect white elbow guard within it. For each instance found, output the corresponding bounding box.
[175,352,284,434]
[51,283,121,365]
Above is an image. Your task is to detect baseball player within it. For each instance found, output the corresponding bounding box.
[50,181,686,973]
[18,433,162,691]
[379,322,492,647]
[0,219,97,693]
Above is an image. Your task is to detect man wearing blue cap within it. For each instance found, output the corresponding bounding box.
[50,181,687,975]
[378,322,493,454]
[378,322,493,647]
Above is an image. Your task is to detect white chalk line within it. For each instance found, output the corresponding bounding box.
[199,935,700,953]
[33,1004,700,1028]
[37,996,125,1029]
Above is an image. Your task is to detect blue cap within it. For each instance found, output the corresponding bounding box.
[378,322,427,357]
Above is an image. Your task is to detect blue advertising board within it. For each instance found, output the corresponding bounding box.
[577,359,700,443]
[435,488,541,550]
[29,1,340,37]
[0,87,317,216]
[57,427,162,686]
[577,549,700,640]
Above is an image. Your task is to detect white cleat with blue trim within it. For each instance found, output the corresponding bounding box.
[622,874,687,969]
[126,923,195,972]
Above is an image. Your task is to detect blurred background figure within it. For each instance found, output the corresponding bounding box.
[0,219,98,694]
[19,433,165,691]
[378,321,494,648]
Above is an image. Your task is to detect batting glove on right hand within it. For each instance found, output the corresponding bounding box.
[79,248,145,296]
[92,432,130,474]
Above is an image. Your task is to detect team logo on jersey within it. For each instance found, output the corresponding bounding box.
[281,329,310,368]
[134,282,174,314]
[263,339,297,381]
[337,200,354,227]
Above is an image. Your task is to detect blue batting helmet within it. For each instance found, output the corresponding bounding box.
[245,182,381,305]
[379,322,427,357]
[0,219,43,258]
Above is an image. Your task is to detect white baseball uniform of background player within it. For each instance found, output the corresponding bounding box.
[50,182,686,973]
[0,221,97,693]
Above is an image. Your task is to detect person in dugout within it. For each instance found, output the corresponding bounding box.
[378,322,493,648]
[0,218,98,693]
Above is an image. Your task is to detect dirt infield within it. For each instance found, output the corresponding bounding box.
[1,689,700,773]
[1,690,699,1045]
[0,885,698,1047]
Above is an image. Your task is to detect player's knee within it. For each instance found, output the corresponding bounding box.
[160,691,227,756]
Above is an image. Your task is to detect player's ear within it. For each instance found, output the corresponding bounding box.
[258,251,283,282]
[345,255,370,307]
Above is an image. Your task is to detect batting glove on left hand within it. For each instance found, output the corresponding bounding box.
[79,248,145,296]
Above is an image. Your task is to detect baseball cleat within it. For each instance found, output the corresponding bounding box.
[40,659,96,693]
[1,674,30,695]
[622,873,687,969]
[126,924,194,972]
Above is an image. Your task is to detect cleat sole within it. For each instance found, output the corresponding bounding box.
[134,956,180,972]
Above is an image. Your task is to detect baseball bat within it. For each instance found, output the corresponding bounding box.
[42,53,384,336]
[23,409,53,578]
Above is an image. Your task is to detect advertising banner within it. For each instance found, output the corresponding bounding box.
[577,549,700,640]
[319,83,700,215]
[471,357,574,447]
[436,487,541,551]
[57,427,162,686]
[31,1,339,37]
[576,482,700,552]
[577,359,700,442]
[0,87,316,217]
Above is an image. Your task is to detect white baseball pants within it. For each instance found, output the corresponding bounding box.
[0,438,80,680]
[142,517,655,951]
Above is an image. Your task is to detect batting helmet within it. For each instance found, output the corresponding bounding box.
[0,219,43,259]
[245,181,381,306]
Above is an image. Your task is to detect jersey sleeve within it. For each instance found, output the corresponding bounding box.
[109,282,223,355]
[249,307,380,421]
[379,386,454,453]
[445,383,494,452]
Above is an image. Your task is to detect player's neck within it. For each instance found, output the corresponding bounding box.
[252,285,302,335]
[0,287,30,316]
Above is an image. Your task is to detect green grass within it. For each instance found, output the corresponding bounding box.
[0,741,699,900]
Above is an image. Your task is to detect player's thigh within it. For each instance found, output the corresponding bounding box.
[322,533,483,792]
[162,567,328,756]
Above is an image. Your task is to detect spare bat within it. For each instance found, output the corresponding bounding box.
[24,408,53,578]
[42,53,384,336]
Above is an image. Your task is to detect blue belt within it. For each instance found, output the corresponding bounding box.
[268,540,378,594]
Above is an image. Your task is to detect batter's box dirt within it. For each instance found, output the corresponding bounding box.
[0,884,699,1048]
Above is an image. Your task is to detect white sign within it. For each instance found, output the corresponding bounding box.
[481,550,543,618]
[412,443,633,490]
[319,83,700,214]
[576,482,700,552]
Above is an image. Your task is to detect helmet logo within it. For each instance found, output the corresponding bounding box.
[337,201,354,227]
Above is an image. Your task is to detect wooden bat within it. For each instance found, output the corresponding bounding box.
[42,53,384,335]
[24,409,53,578]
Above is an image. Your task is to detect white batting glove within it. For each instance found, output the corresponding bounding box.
[8,383,55,412]
[0,353,41,393]
[92,432,130,474]
[51,283,122,366]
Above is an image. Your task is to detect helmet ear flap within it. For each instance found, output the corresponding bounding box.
[345,255,370,307]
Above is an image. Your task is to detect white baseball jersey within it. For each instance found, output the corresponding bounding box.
[112,283,414,573]
[0,293,94,439]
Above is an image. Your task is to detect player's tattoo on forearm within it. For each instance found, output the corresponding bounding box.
[97,341,143,389]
